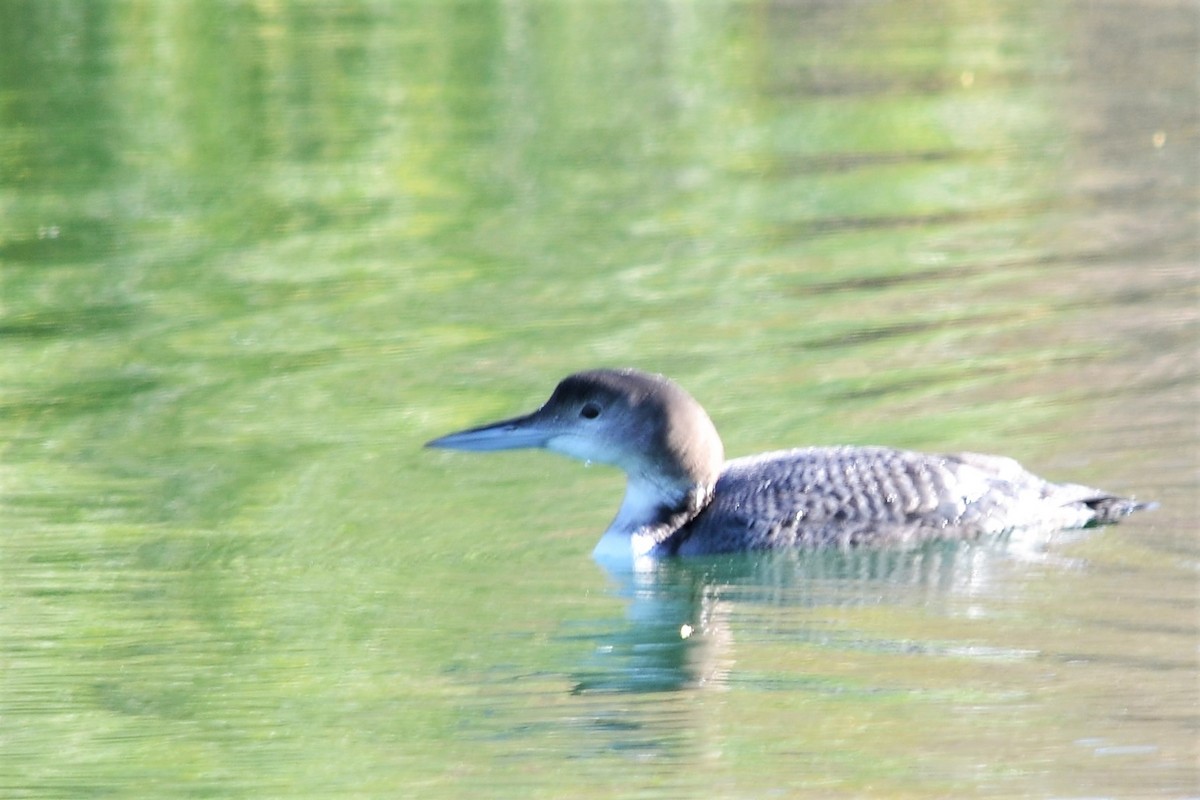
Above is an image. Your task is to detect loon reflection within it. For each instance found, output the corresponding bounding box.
[426,368,1151,564]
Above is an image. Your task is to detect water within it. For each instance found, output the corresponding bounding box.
[2,1,1197,797]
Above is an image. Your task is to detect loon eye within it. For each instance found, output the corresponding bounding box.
[580,402,602,420]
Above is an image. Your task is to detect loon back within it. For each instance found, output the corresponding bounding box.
[665,446,1148,556]
[425,368,1153,561]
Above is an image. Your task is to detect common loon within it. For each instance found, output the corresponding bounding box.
[426,368,1151,560]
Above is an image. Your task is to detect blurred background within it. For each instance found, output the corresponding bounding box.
[1,2,1196,797]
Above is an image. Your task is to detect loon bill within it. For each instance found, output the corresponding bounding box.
[425,368,1153,560]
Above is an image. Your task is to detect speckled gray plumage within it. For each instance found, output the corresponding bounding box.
[662,446,1146,556]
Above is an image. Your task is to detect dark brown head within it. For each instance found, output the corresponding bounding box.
[426,368,725,490]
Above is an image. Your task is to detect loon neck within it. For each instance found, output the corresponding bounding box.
[593,475,715,562]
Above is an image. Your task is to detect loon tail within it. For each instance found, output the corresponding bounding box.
[1084,495,1157,526]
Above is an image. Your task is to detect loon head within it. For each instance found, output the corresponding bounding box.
[426,369,725,556]
[426,368,724,489]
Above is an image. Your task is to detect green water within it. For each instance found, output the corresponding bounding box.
[2,1,1196,797]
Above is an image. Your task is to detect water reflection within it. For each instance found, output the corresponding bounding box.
[574,539,1039,695]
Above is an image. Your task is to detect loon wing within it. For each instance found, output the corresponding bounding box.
[674,446,1137,554]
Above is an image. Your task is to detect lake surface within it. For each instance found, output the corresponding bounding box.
[1,1,1196,797]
